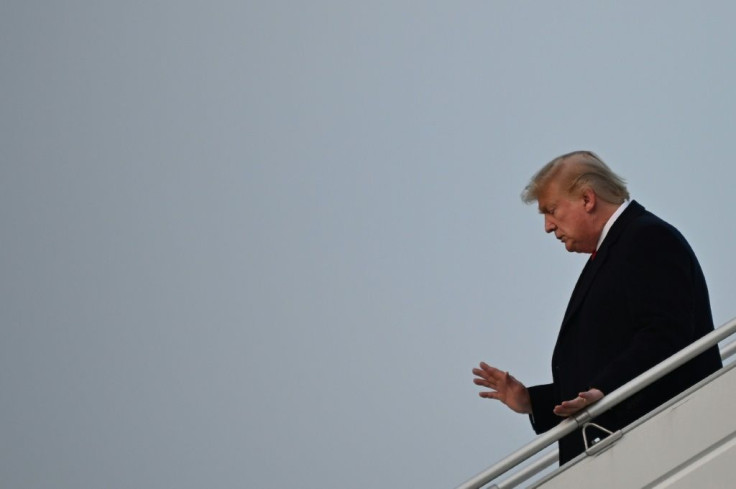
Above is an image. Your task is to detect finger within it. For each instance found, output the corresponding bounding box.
[570,395,588,405]
[578,392,593,404]
[479,362,505,378]
[472,368,492,379]
[554,398,582,415]
[573,394,594,408]
[553,404,581,417]
[479,391,501,400]
[473,368,502,387]
[554,393,595,416]
[554,406,575,417]
[473,378,496,388]
[472,374,497,389]
[579,389,604,403]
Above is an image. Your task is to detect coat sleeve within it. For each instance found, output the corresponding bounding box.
[527,383,560,434]
[589,223,698,395]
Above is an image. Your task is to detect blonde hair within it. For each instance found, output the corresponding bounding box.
[521,150,630,204]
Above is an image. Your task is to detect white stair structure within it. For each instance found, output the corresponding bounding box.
[531,360,736,489]
[455,317,736,489]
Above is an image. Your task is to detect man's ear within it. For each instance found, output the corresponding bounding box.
[581,188,597,213]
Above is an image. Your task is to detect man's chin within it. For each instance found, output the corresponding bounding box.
[565,245,586,254]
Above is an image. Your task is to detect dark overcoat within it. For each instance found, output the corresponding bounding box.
[527,201,722,464]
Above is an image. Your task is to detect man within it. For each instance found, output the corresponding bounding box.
[473,151,722,464]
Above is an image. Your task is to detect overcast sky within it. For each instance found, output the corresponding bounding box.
[2,2,735,488]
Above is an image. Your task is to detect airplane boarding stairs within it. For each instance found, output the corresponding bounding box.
[455,317,736,489]
[530,358,736,488]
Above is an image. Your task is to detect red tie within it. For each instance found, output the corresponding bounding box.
[591,250,597,260]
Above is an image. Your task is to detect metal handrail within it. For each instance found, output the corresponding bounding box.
[720,339,736,362]
[455,316,736,489]
[488,450,558,489]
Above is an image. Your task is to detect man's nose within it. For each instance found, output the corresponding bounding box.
[544,216,556,233]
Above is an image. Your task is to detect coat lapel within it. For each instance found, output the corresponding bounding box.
[558,200,646,334]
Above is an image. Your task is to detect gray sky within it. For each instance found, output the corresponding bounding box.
[2,2,735,488]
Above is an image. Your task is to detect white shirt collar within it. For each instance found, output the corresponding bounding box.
[596,200,630,251]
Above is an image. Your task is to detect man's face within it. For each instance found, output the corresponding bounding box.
[536,181,596,253]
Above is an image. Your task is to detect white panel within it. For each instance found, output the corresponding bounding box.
[533,365,736,489]
[653,434,736,489]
